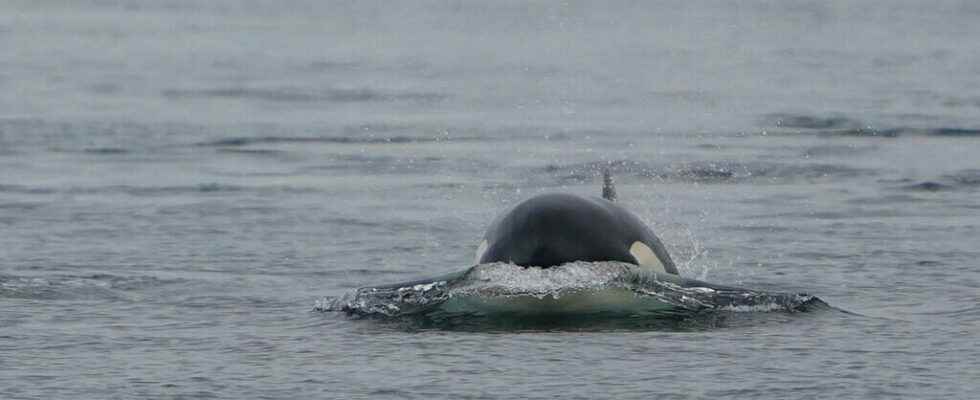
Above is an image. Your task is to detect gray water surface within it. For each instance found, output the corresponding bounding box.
[2,1,980,399]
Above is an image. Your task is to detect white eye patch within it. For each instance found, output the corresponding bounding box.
[629,241,666,274]
[474,240,488,265]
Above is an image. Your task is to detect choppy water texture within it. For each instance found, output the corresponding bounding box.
[2,1,980,399]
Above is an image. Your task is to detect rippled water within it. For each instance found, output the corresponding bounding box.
[2,1,979,399]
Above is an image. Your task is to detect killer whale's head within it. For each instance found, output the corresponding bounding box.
[474,171,679,275]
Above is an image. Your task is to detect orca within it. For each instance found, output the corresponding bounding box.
[329,171,828,318]
[474,171,679,275]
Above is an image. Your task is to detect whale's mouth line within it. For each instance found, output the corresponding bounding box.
[317,261,833,329]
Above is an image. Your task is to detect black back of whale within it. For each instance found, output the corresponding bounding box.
[478,192,679,274]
